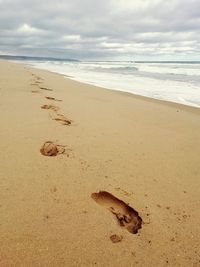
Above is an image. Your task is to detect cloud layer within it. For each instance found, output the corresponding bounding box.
[0,0,200,60]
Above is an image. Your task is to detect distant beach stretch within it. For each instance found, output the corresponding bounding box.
[0,60,200,266]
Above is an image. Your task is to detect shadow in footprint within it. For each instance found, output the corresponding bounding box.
[40,141,65,156]
[110,234,123,243]
[91,191,142,234]
[46,96,62,102]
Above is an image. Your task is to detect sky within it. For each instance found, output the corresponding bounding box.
[0,0,200,60]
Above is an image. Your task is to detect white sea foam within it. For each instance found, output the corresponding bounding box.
[28,60,200,108]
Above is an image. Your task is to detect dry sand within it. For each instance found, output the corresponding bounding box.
[0,60,200,266]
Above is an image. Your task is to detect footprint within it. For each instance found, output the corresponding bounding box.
[41,104,59,112]
[53,114,72,126]
[40,141,65,156]
[45,96,62,102]
[91,191,142,234]
[41,105,72,126]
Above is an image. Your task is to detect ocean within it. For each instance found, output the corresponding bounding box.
[3,56,200,108]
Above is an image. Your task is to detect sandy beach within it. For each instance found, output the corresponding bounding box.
[0,60,200,266]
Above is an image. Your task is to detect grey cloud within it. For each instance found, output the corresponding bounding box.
[0,0,200,60]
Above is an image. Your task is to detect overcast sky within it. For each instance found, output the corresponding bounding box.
[0,0,200,60]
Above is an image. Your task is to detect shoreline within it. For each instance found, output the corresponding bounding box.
[4,59,200,110]
[0,60,200,266]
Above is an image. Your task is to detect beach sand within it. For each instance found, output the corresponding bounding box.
[0,60,200,266]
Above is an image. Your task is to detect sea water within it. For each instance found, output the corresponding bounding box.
[9,57,200,108]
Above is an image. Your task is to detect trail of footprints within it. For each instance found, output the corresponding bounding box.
[30,72,72,156]
[29,71,143,242]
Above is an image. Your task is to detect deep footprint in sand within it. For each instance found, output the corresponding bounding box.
[41,104,59,112]
[91,191,142,234]
[40,141,65,156]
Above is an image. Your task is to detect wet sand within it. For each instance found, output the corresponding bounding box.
[0,60,200,266]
